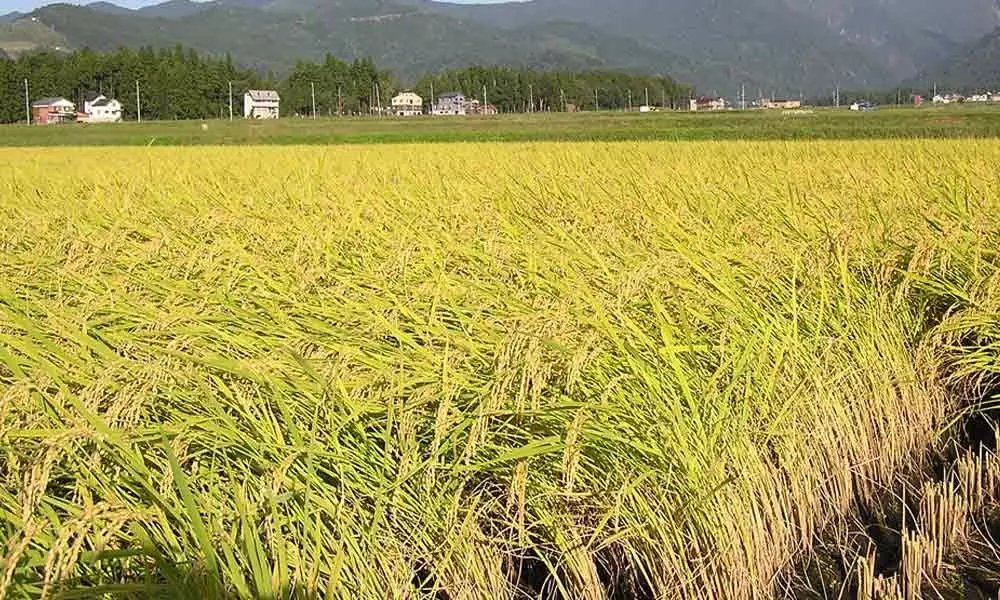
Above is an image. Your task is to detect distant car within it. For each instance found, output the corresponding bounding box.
[850,101,877,112]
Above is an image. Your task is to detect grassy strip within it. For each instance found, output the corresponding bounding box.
[2,106,1000,147]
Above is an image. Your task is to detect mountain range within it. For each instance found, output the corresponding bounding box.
[2,0,1000,94]
[907,24,1000,91]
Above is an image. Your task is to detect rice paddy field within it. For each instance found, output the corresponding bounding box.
[2,139,1000,599]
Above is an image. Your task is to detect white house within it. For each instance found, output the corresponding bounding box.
[244,90,280,119]
[391,91,423,116]
[933,93,964,105]
[689,97,727,111]
[433,92,467,116]
[760,98,802,110]
[82,93,122,123]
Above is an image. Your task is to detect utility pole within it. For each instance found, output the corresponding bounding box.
[662,88,666,110]
[135,80,142,123]
[483,84,487,114]
[311,82,317,119]
[741,84,746,110]
[627,89,632,111]
[23,78,30,125]
[228,81,233,121]
[337,86,343,116]
[528,84,533,113]
[896,88,901,107]
[430,81,435,114]
[594,89,599,112]
[560,88,565,112]
[644,87,649,109]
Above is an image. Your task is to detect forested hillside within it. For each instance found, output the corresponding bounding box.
[908,25,1000,91]
[3,0,998,94]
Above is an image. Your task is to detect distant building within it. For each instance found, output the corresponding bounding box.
[761,98,802,109]
[689,96,727,111]
[433,92,467,116]
[466,98,498,115]
[30,97,76,124]
[243,90,280,119]
[80,93,122,123]
[391,91,423,116]
[932,93,963,105]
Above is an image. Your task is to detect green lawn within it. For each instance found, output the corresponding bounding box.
[4,105,1000,145]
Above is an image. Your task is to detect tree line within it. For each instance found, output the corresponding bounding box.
[1,46,256,123]
[0,47,395,123]
[0,46,692,123]
[280,55,392,117]
[414,66,691,112]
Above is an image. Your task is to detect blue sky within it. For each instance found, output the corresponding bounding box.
[3,0,498,12]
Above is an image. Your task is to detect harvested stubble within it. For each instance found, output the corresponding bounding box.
[0,141,998,599]
[849,447,1000,600]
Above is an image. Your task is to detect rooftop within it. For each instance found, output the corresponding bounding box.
[246,90,280,101]
[31,97,72,107]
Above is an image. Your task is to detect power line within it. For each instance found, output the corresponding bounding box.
[23,78,30,125]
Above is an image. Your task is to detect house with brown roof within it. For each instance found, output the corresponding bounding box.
[31,97,75,124]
